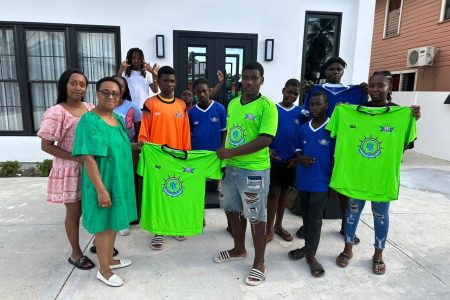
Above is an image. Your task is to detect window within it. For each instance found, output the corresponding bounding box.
[0,29,22,131]
[391,71,416,91]
[301,12,342,84]
[441,0,450,21]
[0,22,120,135]
[384,0,403,38]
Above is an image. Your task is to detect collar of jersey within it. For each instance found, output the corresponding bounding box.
[276,103,296,112]
[357,105,390,115]
[308,117,330,132]
[240,93,262,106]
[196,100,214,112]
[157,94,175,104]
[321,83,350,95]
[161,144,188,160]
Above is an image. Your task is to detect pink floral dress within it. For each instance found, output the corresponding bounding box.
[37,103,94,203]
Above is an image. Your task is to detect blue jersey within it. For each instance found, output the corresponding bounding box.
[304,83,368,117]
[270,103,308,162]
[295,119,335,192]
[188,101,227,151]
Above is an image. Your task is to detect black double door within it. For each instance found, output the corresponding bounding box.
[174,31,257,107]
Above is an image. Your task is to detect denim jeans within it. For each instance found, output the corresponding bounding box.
[344,198,390,249]
[219,166,270,223]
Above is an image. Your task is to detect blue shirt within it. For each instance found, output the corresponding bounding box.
[113,100,142,142]
[188,101,227,151]
[304,83,368,117]
[270,103,308,162]
[295,119,335,192]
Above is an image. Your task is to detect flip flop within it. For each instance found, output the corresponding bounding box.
[90,246,119,257]
[245,267,267,286]
[308,261,325,277]
[336,252,353,268]
[274,228,293,242]
[68,255,95,270]
[151,236,164,250]
[288,248,306,260]
[174,236,186,241]
[372,258,386,275]
[213,250,246,263]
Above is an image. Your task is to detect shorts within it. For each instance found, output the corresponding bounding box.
[269,160,296,189]
[219,166,270,223]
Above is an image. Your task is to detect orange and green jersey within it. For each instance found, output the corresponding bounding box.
[138,95,191,150]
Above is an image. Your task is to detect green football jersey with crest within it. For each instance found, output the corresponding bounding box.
[225,95,278,170]
[137,143,224,235]
[326,105,416,201]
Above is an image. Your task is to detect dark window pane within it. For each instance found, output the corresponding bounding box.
[303,14,340,83]
[445,0,450,20]
[0,29,22,131]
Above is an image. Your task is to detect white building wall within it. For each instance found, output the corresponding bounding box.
[391,92,450,162]
[0,0,375,162]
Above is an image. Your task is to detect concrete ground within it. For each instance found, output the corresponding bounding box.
[0,151,449,300]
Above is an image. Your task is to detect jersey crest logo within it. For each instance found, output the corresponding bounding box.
[245,114,256,121]
[194,121,199,125]
[228,125,246,147]
[380,126,394,133]
[154,112,161,116]
[175,112,183,118]
[358,136,382,159]
[183,167,194,173]
[162,176,184,197]
[210,117,219,123]
[294,118,300,125]
[318,139,329,146]
[350,125,357,129]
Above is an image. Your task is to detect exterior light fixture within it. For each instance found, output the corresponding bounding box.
[156,35,165,58]
[264,39,274,61]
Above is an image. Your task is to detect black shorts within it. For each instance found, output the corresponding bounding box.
[269,160,296,189]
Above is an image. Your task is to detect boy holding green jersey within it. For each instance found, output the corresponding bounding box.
[213,62,278,286]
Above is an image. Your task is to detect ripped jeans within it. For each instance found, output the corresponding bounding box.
[344,198,390,249]
[219,166,270,223]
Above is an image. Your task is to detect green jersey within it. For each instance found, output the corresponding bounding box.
[137,143,224,236]
[225,95,278,170]
[326,105,416,201]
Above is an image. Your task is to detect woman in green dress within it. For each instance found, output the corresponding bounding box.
[73,77,139,287]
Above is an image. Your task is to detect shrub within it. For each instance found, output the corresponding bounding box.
[0,160,20,177]
[37,159,53,177]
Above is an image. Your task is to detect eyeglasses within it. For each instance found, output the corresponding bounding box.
[98,90,121,99]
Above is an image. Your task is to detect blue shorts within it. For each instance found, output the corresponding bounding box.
[219,166,270,222]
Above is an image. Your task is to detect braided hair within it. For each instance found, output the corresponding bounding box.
[124,48,146,78]
[370,70,393,101]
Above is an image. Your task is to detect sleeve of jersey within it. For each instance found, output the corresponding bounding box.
[136,144,147,177]
[183,107,192,150]
[220,105,227,131]
[326,106,340,139]
[294,127,303,153]
[138,100,152,142]
[259,101,278,138]
[72,115,108,157]
[204,152,226,180]
[404,112,417,145]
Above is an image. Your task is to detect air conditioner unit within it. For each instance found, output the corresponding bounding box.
[407,46,435,68]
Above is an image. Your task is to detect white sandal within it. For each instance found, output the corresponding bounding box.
[110,259,132,270]
[213,250,246,263]
[245,268,267,286]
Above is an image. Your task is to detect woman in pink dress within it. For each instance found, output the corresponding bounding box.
[37,69,95,270]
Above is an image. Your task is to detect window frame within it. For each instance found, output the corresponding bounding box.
[440,0,450,22]
[0,21,121,136]
[383,0,404,38]
[391,70,417,91]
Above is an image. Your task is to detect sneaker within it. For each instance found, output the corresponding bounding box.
[119,228,130,236]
